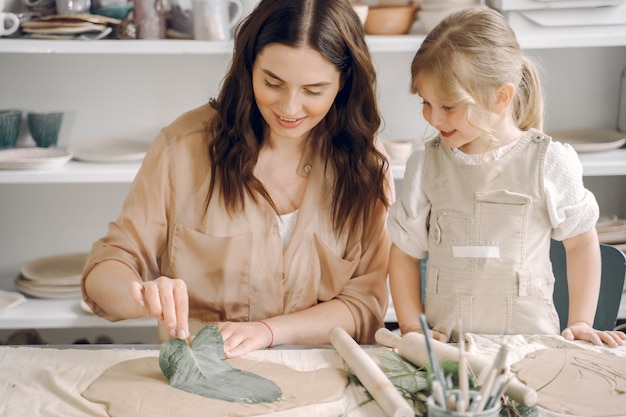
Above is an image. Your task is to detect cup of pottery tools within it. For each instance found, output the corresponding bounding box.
[427,389,501,417]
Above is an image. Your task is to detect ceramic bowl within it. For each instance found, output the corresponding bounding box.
[383,139,414,164]
[27,111,63,148]
[364,5,418,35]
[0,110,22,149]
[352,4,369,26]
[90,4,134,20]
[418,8,452,33]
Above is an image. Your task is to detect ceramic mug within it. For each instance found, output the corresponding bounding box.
[239,0,259,20]
[192,0,242,41]
[0,0,19,37]
[28,111,63,148]
[0,110,22,149]
[55,0,91,15]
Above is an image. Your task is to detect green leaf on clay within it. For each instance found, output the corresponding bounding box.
[159,324,282,403]
[380,350,428,394]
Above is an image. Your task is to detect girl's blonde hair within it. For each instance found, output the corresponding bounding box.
[410,7,543,143]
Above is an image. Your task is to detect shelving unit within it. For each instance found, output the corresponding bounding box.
[1,19,625,335]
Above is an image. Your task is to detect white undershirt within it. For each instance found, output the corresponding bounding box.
[277,209,299,250]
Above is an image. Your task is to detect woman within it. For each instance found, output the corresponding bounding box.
[82,0,393,357]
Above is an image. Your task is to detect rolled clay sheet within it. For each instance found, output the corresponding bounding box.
[375,328,537,407]
[329,327,414,417]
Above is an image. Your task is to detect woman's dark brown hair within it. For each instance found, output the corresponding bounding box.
[207,0,388,237]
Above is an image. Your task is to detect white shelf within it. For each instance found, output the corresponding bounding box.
[0,148,623,184]
[0,160,142,183]
[0,296,156,330]
[0,38,236,55]
[0,22,625,55]
[391,148,626,180]
[578,149,626,176]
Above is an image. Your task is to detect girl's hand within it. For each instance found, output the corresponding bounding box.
[403,326,449,343]
[218,321,275,358]
[562,321,626,347]
[131,276,190,341]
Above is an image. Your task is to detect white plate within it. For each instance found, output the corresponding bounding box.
[521,5,626,27]
[597,230,626,244]
[15,275,82,298]
[0,290,26,314]
[80,299,95,315]
[0,147,72,170]
[548,129,626,153]
[21,252,87,283]
[68,139,151,163]
[596,218,626,234]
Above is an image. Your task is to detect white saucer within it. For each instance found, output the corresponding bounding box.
[68,139,151,163]
[0,290,26,314]
[0,147,72,170]
[548,129,626,153]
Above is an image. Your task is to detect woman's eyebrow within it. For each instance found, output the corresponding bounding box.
[261,68,332,87]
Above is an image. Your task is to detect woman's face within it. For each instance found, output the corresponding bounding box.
[252,44,341,143]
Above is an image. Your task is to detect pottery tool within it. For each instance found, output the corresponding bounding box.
[457,321,469,412]
[329,327,414,417]
[419,314,448,408]
[375,328,537,407]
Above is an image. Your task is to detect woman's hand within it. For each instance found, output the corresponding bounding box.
[132,276,190,340]
[218,321,274,358]
[562,321,626,347]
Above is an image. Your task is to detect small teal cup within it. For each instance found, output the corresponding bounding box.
[0,110,22,149]
[27,111,63,148]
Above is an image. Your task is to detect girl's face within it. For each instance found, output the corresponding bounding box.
[416,75,483,154]
[252,44,341,144]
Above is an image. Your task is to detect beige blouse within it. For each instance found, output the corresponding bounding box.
[82,104,392,344]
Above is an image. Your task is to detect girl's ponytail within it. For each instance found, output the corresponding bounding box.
[514,56,544,132]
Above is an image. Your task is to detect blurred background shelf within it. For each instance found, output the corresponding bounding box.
[0,296,155,330]
[0,160,142,183]
[0,24,625,55]
[390,148,626,180]
[0,148,623,183]
[0,161,140,184]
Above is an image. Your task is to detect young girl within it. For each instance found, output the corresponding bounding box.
[388,7,625,347]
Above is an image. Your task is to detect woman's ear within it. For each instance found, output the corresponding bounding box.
[494,82,515,114]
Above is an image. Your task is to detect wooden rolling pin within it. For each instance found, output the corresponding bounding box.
[375,328,537,407]
[329,327,414,417]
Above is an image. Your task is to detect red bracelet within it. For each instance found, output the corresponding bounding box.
[259,320,274,348]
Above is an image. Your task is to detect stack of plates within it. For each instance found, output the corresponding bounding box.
[596,215,626,253]
[14,253,87,298]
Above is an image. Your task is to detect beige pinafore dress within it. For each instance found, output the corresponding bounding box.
[422,131,561,339]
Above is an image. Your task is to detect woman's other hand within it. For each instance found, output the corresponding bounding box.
[218,321,274,358]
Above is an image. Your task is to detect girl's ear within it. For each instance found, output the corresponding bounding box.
[494,82,515,114]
